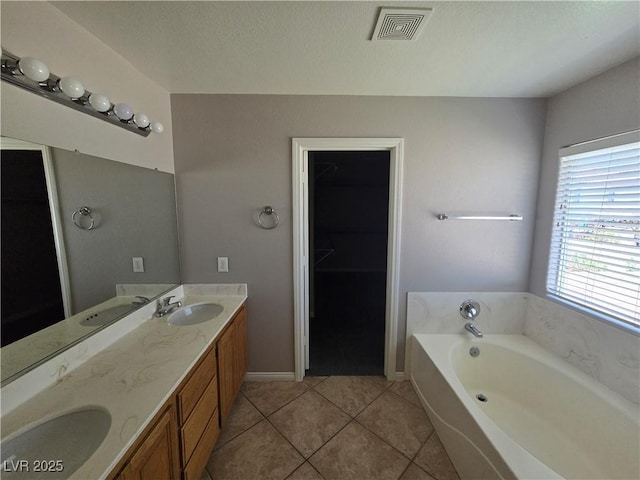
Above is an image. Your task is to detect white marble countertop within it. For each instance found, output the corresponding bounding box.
[0,285,247,479]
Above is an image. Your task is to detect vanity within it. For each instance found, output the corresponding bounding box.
[0,284,248,480]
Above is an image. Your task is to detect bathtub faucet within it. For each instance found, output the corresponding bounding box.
[464,322,483,338]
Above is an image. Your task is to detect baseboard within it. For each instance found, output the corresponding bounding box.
[244,372,296,381]
[244,372,405,382]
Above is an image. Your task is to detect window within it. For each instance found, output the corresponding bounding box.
[547,131,640,330]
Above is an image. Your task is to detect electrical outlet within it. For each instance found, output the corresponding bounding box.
[132,257,144,273]
[217,257,229,272]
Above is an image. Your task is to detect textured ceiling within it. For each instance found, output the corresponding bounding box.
[52,1,640,97]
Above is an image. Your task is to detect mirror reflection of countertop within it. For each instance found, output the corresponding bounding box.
[0,284,247,480]
[1,284,177,384]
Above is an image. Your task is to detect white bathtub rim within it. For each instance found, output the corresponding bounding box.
[411,333,639,480]
[421,333,638,421]
[409,373,564,480]
[409,375,506,479]
[411,335,563,480]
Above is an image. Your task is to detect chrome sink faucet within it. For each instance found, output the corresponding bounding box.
[464,322,483,338]
[154,296,182,317]
[130,296,150,307]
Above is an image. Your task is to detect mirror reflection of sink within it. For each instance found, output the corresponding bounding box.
[167,303,224,326]
[81,304,134,327]
[0,408,111,479]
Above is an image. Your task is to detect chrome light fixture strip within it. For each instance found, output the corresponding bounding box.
[1,49,151,137]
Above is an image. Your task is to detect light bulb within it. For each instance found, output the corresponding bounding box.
[18,57,50,82]
[150,122,164,134]
[58,76,85,99]
[113,103,134,121]
[88,93,111,113]
[134,113,150,129]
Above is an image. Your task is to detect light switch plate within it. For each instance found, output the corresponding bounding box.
[217,257,229,272]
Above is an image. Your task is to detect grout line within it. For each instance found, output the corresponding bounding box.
[310,376,392,417]
[387,387,427,411]
[263,389,354,462]
[396,461,414,480]
[258,384,311,418]
[418,430,457,480]
[215,378,450,480]
[351,415,414,462]
[213,390,266,450]
[307,417,356,459]
[311,387,355,417]
[284,461,326,480]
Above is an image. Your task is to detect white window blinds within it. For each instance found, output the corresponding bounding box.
[547,132,640,329]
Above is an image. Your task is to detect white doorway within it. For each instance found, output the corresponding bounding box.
[292,138,404,381]
[1,137,72,344]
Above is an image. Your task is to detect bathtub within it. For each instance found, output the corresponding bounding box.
[410,334,640,480]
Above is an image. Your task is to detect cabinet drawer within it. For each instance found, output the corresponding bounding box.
[182,409,220,480]
[177,346,217,424]
[180,376,218,463]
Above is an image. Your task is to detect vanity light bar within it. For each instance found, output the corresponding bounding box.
[0,49,163,137]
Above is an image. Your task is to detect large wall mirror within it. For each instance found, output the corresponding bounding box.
[1,137,181,384]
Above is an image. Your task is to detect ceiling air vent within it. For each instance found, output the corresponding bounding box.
[371,7,433,42]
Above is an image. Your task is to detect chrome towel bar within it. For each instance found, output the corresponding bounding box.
[436,213,523,221]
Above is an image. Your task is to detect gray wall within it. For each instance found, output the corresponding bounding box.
[529,57,640,296]
[54,149,180,313]
[171,95,547,373]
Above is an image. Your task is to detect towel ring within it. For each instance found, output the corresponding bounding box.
[72,206,95,230]
[258,206,279,229]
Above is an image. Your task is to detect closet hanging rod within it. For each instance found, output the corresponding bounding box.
[436,213,523,221]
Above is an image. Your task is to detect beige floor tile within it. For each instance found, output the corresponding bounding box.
[303,376,328,388]
[414,433,460,480]
[269,390,351,458]
[207,419,304,480]
[390,381,423,408]
[242,381,309,416]
[313,376,386,416]
[366,375,396,388]
[356,390,434,458]
[215,393,264,448]
[399,463,437,480]
[309,421,410,480]
[286,462,325,480]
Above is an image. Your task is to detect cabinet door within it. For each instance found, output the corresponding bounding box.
[119,406,180,480]
[217,323,236,422]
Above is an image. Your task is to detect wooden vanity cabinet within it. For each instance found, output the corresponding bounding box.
[110,403,180,480]
[176,344,220,480]
[108,303,247,480]
[176,304,246,478]
[218,305,247,422]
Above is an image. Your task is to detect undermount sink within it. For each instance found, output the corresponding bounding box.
[0,408,111,479]
[167,302,224,326]
[81,304,134,327]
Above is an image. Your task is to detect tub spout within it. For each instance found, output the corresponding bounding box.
[464,322,483,338]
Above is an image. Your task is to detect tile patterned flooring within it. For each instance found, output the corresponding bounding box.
[202,377,460,480]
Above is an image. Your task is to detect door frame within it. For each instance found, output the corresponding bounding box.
[1,137,72,317]
[292,138,404,381]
